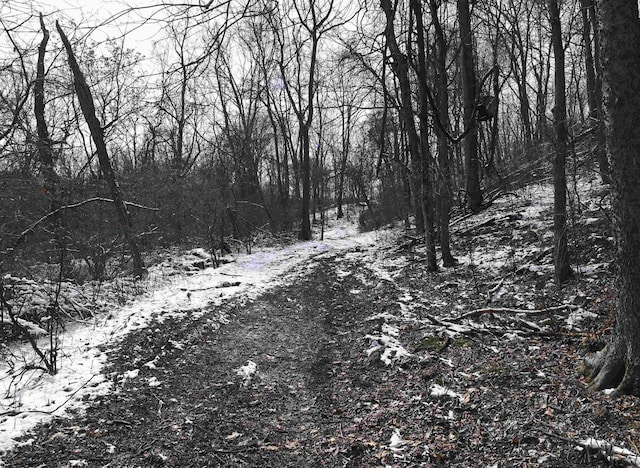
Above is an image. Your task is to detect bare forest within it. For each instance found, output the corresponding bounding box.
[1,0,640,466]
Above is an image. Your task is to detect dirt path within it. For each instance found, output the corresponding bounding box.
[4,228,640,467]
[3,249,385,467]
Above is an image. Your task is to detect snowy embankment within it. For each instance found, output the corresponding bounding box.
[354,177,609,370]
[0,213,385,455]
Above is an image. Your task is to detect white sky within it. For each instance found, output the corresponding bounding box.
[3,0,170,55]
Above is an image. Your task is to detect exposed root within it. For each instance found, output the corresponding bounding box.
[584,343,626,392]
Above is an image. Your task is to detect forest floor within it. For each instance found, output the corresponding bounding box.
[2,174,640,467]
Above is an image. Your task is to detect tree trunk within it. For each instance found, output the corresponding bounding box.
[548,0,572,286]
[299,122,312,240]
[430,0,456,267]
[583,0,610,184]
[57,22,145,278]
[336,105,352,220]
[410,0,437,271]
[381,0,428,249]
[35,15,69,275]
[585,0,640,394]
[580,0,598,119]
[457,0,482,213]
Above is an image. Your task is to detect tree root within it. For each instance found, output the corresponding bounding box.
[583,343,626,393]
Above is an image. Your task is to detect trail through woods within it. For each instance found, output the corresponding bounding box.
[3,178,640,467]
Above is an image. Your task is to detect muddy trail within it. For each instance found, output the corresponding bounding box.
[4,249,401,467]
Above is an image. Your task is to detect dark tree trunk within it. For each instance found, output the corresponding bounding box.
[299,123,312,240]
[457,0,482,213]
[548,0,572,286]
[35,15,68,274]
[381,0,430,256]
[430,0,456,267]
[57,22,145,278]
[411,0,437,271]
[580,0,598,119]
[336,105,352,220]
[585,0,640,394]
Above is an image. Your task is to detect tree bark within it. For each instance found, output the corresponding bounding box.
[56,22,145,278]
[430,0,456,267]
[582,0,610,184]
[410,0,437,271]
[585,0,640,394]
[580,0,598,120]
[336,104,352,220]
[457,0,482,213]
[548,0,572,286]
[381,0,431,262]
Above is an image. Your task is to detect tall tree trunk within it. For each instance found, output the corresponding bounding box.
[411,0,437,271]
[381,0,428,249]
[336,105,352,220]
[582,0,610,184]
[299,122,312,240]
[548,0,572,286]
[580,0,598,119]
[57,22,145,278]
[430,0,456,267]
[457,0,482,212]
[585,0,640,394]
[35,15,68,274]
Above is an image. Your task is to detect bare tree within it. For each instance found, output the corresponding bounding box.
[57,21,145,278]
[268,0,347,240]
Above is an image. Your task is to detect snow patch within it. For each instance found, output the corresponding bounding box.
[430,383,464,402]
[365,333,413,366]
[235,360,258,386]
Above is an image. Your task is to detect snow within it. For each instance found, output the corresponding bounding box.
[364,333,414,366]
[578,438,640,467]
[0,214,381,455]
[0,177,612,459]
[235,360,258,386]
[389,428,406,455]
[429,383,464,402]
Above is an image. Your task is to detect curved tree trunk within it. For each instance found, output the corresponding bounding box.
[35,14,69,275]
[57,22,145,278]
[585,0,640,394]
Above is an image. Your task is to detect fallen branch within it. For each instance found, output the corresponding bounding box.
[454,214,519,236]
[578,437,640,467]
[445,304,578,323]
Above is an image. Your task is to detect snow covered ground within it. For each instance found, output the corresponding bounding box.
[0,212,388,456]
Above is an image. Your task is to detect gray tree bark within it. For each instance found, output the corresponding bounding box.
[457,0,482,213]
[548,0,572,285]
[585,0,640,394]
